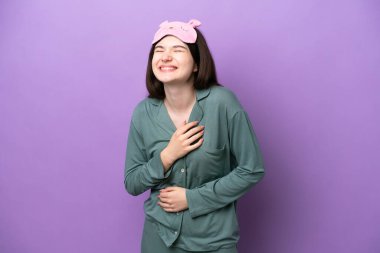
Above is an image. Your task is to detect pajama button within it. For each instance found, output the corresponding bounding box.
[174,231,178,235]
[181,168,185,173]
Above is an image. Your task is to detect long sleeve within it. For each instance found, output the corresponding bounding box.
[186,111,265,218]
[124,120,172,196]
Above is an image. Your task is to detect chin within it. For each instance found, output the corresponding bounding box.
[155,75,192,86]
[157,77,175,84]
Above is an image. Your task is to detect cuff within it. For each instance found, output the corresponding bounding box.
[186,188,208,218]
[146,152,172,180]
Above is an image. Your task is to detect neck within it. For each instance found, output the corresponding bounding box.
[163,82,196,112]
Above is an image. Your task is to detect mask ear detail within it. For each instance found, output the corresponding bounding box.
[188,19,201,28]
[159,20,169,28]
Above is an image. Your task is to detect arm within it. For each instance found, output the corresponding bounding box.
[185,111,265,218]
[124,120,205,196]
[124,121,172,196]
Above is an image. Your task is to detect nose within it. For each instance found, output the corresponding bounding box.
[161,52,172,62]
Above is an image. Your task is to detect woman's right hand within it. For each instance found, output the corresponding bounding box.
[160,121,204,171]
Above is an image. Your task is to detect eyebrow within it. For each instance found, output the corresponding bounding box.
[154,45,188,50]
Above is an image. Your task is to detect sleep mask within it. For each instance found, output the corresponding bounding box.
[152,19,201,44]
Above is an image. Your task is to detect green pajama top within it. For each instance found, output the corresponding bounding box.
[124,85,265,251]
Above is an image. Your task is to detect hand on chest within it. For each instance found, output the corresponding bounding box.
[147,114,230,188]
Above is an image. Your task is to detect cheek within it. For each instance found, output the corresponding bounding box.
[152,65,160,78]
[151,60,161,77]
[152,55,159,67]
[182,55,195,69]
[151,61,156,71]
[151,60,159,77]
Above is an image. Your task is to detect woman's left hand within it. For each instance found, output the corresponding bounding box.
[157,186,188,212]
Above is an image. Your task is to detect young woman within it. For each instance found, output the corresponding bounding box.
[125,19,265,253]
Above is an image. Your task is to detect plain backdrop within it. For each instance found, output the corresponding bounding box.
[1,0,379,252]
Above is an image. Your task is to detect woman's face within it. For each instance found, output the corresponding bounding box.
[152,36,198,86]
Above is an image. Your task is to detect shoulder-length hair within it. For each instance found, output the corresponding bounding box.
[145,28,219,99]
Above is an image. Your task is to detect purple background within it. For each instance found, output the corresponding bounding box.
[1,0,379,252]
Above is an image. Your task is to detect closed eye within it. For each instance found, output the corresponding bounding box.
[154,45,164,53]
[173,45,187,52]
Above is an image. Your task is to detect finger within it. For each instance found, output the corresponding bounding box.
[177,121,199,134]
[159,190,172,197]
[159,188,171,193]
[184,130,204,146]
[187,138,204,151]
[157,201,173,209]
[182,125,204,140]
[161,186,176,192]
[158,195,170,202]
[158,192,171,198]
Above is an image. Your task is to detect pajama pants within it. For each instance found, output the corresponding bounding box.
[141,218,238,253]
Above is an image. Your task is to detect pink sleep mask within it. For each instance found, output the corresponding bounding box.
[152,19,202,44]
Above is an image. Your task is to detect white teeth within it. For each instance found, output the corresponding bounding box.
[160,66,176,70]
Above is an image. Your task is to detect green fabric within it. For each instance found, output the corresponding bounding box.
[141,218,238,253]
[125,86,265,251]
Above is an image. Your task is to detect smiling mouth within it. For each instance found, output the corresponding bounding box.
[159,66,177,72]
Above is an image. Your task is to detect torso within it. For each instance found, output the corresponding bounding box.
[130,86,247,251]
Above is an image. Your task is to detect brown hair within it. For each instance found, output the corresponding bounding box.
[145,28,219,99]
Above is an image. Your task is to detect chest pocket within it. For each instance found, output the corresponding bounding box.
[187,144,227,186]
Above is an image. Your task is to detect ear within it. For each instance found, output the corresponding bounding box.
[193,64,198,72]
